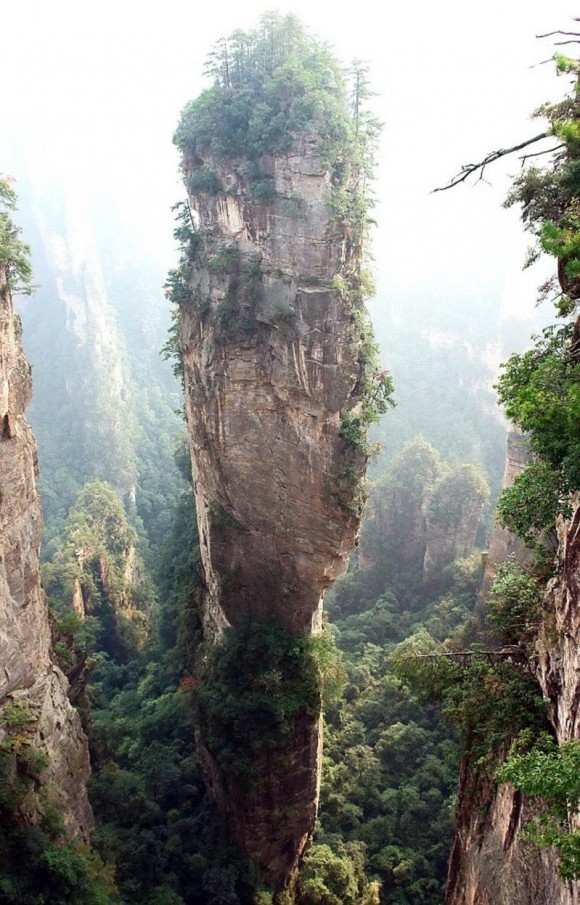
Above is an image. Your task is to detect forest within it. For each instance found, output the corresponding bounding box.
[1,5,580,905]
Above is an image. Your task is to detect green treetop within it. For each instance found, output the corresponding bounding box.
[172,12,380,248]
[0,175,33,296]
[175,13,359,162]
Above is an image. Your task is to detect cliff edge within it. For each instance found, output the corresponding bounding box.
[0,260,93,839]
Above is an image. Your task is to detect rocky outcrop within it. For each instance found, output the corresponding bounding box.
[446,433,578,904]
[447,758,573,905]
[0,264,93,839]
[358,440,488,590]
[423,464,489,580]
[478,430,532,601]
[179,136,369,888]
[537,499,580,746]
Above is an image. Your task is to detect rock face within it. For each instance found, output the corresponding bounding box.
[446,432,578,904]
[537,499,580,747]
[179,136,368,887]
[423,464,489,581]
[359,441,488,590]
[478,430,532,602]
[447,758,573,905]
[0,264,93,839]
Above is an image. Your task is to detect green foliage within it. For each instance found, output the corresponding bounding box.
[395,642,547,763]
[1,700,37,729]
[82,477,262,904]
[426,464,489,529]
[174,14,351,163]
[495,325,580,545]
[441,658,547,764]
[298,842,380,905]
[188,169,221,196]
[197,623,342,777]
[0,826,119,904]
[315,439,496,903]
[250,181,278,200]
[0,725,117,903]
[495,459,568,545]
[498,63,580,553]
[554,54,580,75]
[340,438,488,607]
[0,175,34,295]
[340,412,367,451]
[497,736,580,880]
[488,559,542,646]
[496,323,580,479]
[42,480,153,660]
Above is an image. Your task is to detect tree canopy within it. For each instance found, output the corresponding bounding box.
[0,175,33,295]
[174,13,361,163]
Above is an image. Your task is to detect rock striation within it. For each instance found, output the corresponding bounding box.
[179,136,370,888]
[0,263,93,839]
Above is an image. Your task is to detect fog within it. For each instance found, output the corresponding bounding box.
[2,0,577,316]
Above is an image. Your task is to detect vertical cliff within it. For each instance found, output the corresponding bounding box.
[181,136,366,640]
[172,17,389,893]
[358,438,488,590]
[445,432,578,905]
[5,161,184,556]
[0,260,93,838]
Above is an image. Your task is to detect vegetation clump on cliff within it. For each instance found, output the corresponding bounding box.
[196,623,343,778]
[495,55,580,548]
[0,175,33,295]
[174,13,353,163]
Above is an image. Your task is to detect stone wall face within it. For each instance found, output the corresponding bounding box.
[179,136,367,887]
[446,433,579,905]
[0,266,93,840]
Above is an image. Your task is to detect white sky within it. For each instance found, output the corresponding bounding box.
[1,0,579,320]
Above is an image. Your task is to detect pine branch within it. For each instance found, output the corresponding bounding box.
[519,143,565,166]
[433,133,549,192]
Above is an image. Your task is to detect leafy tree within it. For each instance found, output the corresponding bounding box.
[0,175,33,295]
[487,559,542,646]
[492,57,580,551]
[43,480,153,661]
[497,736,580,880]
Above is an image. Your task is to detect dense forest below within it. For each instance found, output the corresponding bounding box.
[1,9,580,905]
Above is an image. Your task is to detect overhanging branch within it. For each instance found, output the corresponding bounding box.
[433,132,549,192]
[402,646,529,665]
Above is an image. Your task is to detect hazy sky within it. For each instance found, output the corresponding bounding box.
[2,0,578,320]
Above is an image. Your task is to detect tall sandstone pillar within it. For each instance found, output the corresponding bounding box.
[179,135,370,889]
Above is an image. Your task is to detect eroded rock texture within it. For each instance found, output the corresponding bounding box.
[180,136,368,887]
[0,265,93,839]
[537,499,580,747]
[447,757,573,905]
[446,433,578,905]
